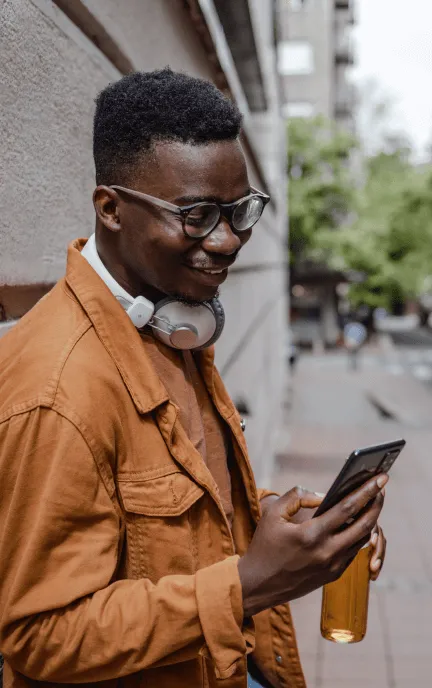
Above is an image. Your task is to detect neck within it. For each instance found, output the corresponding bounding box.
[93,229,166,305]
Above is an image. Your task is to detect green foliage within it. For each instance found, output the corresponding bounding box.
[288,116,358,259]
[288,115,432,311]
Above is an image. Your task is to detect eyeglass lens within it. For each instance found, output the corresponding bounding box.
[185,204,220,238]
[185,197,264,238]
[232,196,263,231]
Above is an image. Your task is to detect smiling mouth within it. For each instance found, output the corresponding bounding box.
[189,267,226,275]
[183,264,230,285]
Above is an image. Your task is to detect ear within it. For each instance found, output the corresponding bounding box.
[93,186,121,232]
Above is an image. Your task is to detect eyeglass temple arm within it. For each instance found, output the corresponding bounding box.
[111,184,270,211]
[110,186,182,214]
[250,186,270,201]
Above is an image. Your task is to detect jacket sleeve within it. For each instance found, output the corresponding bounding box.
[0,407,248,682]
[250,606,306,688]
[253,493,306,688]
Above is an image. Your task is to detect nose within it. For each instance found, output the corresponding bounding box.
[201,217,242,256]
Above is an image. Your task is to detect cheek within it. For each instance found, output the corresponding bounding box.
[239,229,253,248]
[131,227,192,283]
[127,212,185,255]
[153,222,184,248]
[148,225,191,261]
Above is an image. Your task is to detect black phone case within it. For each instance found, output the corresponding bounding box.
[313,439,406,519]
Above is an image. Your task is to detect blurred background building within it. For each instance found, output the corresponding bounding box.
[278,0,356,130]
[0,0,289,486]
[278,0,358,350]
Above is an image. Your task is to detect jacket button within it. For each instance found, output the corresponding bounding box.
[240,418,246,432]
[276,655,282,664]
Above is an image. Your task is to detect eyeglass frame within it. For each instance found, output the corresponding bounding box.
[109,184,270,239]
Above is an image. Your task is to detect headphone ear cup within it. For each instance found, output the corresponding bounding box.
[194,298,225,350]
[150,297,225,350]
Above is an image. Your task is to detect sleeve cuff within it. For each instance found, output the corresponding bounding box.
[196,555,254,679]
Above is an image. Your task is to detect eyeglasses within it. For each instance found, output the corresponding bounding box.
[110,184,270,239]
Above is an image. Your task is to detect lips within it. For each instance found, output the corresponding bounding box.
[190,267,225,275]
[184,260,234,272]
[183,263,229,286]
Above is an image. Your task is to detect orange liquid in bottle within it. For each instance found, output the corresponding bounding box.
[320,545,371,643]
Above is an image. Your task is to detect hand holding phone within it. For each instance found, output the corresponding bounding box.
[238,473,389,618]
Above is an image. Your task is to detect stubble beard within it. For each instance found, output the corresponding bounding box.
[168,289,220,307]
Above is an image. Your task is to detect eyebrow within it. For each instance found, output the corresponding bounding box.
[174,189,252,206]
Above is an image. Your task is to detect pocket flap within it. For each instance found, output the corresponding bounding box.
[117,465,204,516]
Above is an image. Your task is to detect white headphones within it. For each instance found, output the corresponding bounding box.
[81,234,225,351]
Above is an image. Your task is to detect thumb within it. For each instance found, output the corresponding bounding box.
[277,486,324,521]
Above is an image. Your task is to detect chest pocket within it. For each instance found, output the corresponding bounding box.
[117,465,205,582]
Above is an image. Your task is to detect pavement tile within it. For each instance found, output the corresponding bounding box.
[322,631,386,658]
[389,632,431,658]
[273,351,432,688]
[299,659,318,688]
[392,657,432,681]
[320,683,389,688]
[320,650,388,682]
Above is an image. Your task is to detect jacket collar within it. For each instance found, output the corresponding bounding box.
[65,238,170,414]
[65,239,221,416]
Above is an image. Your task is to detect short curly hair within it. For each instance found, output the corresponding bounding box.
[93,68,243,185]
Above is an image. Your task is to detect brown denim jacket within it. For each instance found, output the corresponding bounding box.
[0,240,306,688]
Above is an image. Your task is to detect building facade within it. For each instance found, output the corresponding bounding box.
[277,0,357,348]
[0,0,289,486]
[278,0,356,130]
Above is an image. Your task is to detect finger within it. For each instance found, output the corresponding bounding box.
[352,534,371,554]
[341,535,371,565]
[333,492,385,552]
[371,526,385,561]
[330,531,376,582]
[297,487,325,505]
[370,526,386,581]
[277,486,325,521]
[319,474,388,533]
[370,557,382,581]
[382,529,387,562]
[260,494,279,517]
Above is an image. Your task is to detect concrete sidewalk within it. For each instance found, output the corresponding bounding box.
[273,351,432,687]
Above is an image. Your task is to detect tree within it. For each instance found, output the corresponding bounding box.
[288,116,358,262]
[319,149,432,311]
[288,114,432,312]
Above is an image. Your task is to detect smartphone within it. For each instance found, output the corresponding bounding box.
[313,439,406,519]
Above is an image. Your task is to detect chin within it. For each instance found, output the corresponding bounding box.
[168,287,220,306]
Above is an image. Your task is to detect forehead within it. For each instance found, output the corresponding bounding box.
[135,139,249,201]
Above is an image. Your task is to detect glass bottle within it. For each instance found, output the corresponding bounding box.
[320,544,371,643]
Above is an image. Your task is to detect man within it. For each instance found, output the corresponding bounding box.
[0,69,387,688]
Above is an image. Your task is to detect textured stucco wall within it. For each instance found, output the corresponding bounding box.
[0,0,289,486]
[0,0,119,285]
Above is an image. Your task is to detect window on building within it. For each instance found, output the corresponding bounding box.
[282,102,315,118]
[287,0,306,10]
[278,41,314,75]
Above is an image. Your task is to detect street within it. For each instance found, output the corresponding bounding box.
[273,336,432,687]
[382,327,432,385]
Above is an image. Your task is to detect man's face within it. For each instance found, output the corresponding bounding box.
[94,139,252,303]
